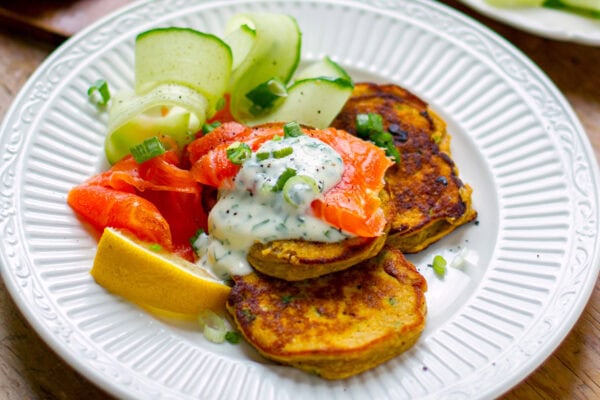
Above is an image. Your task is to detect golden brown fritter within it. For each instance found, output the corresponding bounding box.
[247,190,393,281]
[247,234,387,281]
[227,247,427,380]
[332,82,477,252]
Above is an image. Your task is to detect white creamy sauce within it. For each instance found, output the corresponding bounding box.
[194,134,350,279]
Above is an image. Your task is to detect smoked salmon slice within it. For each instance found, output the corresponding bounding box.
[67,150,207,261]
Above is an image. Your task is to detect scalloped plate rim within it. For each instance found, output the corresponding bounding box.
[1,0,600,399]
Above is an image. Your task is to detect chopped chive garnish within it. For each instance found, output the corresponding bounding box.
[246,78,287,115]
[202,121,221,134]
[355,113,401,162]
[130,136,165,163]
[273,146,293,159]
[355,113,383,139]
[256,151,270,161]
[283,121,303,138]
[87,79,111,106]
[225,331,241,344]
[252,219,271,230]
[272,167,297,192]
[148,243,162,252]
[226,141,252,165]
[432,255,447,277]
[189,228,205,247]
[282,175,319,207]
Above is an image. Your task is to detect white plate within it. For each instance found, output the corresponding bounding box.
[460,0,600,45]
[1,0,599,399]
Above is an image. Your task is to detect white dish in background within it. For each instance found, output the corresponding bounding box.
[460,0,600,45]
[1,0,599,399]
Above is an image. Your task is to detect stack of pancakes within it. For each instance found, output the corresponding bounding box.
[226,83,476,379]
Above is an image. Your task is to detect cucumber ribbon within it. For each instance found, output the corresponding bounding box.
[104,14,355,164]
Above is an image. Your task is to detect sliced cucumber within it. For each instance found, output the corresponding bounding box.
[224,13,301,122]
[245,77,354,129]
[240,57,353,128]
[294,56,352,82]
[135,27,232,116]
[225,23,256,70]
[105,84,207,164]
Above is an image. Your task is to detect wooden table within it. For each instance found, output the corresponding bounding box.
[0,1,599,399]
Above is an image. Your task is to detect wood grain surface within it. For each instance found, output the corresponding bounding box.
[1,1,599,399]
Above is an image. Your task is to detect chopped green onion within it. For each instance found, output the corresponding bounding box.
[87,79,111,106]
[282,175,320,207]
[226,141,252,165]
[130,136,165,163]
[355,113,383,139]
[354,113,400,162]
[202,121,221,134]
[189,228,205,247]
[225,331,241,344]
[255,151,270,161]
[198,309,228,343]
[272,167,297,192]
[432,255,447,277]
[283,121,303,138]
[246,78,287,115]
[273,146,293,159]
[148,243,162,252]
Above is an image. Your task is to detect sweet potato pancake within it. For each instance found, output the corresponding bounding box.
[247,234,387,281]
[227,247,427,380]
[332,82,477,252]
[247,190,393,281]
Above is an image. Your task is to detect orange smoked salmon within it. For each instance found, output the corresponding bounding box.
[68,150,207,261]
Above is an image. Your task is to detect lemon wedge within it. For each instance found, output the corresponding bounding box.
[91,227,230,317]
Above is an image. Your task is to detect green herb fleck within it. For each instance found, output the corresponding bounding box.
[148,243,162,252]
[246,78,287,115]
[272,167,297,192]
[87,79,111,106]
[273,146,293,159]
[283,121,303,138]
[202,121,221,134]
[432,255,447,277]
[355,113,400,162]
[225,331,241,344]
[130,136,165,163]
[256,151,270,161]
[356,113,383,139]
[189,228,205,250]
[252,219,271,230]
[226,141,252,165]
